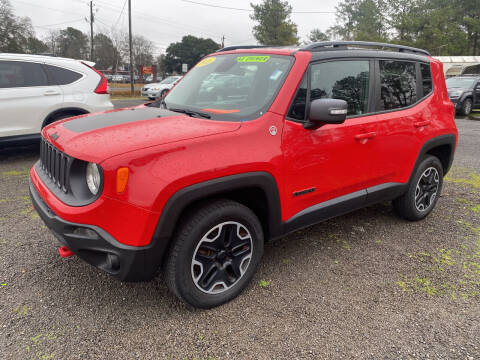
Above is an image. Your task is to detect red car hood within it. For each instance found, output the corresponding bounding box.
[42,106,241,162]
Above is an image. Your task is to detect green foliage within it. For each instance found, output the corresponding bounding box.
[250,0,299,46]
[331,0,479,55]
[93,33,117,70]
[165,35,220,74]
[0,0,46,54]
[56,27,89,59]
[258,280,270,288]
[307,29,330,43]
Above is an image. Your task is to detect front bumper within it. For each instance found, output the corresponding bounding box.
[30,180,161,282]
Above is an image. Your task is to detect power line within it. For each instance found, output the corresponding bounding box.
[33,19,85,29]
[180,0,335,14]
[112,0,128,30]
[12,0,85,17]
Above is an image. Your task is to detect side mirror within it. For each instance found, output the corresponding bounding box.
[304,98,348,130]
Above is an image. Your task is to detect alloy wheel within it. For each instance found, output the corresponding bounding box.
[415,167,440,212]
[191,221,253,294]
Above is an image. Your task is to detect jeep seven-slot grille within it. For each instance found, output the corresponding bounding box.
[40,138,71,193]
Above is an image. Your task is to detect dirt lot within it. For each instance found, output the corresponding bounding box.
[0,116,479,359]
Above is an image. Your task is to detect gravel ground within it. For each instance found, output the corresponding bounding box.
[0,114,479,359]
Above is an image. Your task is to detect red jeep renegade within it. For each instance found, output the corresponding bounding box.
[30,41,458,308]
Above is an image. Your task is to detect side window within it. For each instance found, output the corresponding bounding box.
[44,64,83,85]
[310,60,370,116]
[0,61,48,88]
[287,75,308,121]
[420,63,433,97]
[379,60,417,110]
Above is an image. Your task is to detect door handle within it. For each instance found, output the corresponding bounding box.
[354,132,377,141]
[414,120,431,128]
[44,90,60,96]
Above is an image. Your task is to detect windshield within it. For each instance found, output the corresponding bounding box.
[160,76,179,84]
[446,77,476,89]
[163,54,293,121]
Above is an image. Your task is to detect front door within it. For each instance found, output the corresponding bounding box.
[282,59,380,221]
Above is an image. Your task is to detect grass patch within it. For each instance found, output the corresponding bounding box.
[2,169,30,177]
[258,280,270,288]
[445,168,480,189]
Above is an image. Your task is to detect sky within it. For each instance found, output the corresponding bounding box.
[10,0,340,56]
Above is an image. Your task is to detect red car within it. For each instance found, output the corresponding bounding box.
[30,41,458,308]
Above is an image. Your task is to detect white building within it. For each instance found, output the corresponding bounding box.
[434,56,480,77]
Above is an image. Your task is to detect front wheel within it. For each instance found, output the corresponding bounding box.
[165,199,264,308]
[461,98,473,116]
[393,155,443,221]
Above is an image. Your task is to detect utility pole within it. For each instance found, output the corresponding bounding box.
[221,35,225,48]
[90,1,94,61]
[128,0,134,96]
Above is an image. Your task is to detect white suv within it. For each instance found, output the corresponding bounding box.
[0,53,113,145]
[141,76,182,100]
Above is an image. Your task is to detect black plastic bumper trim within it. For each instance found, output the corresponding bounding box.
[29,180,162,282]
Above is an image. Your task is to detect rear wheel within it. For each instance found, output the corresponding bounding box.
[165,199,264,308]
[393,155,443,221]
[461,98,472,116]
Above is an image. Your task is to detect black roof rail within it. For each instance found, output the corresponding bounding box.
[216,45,272,52]
[301,41,430,56]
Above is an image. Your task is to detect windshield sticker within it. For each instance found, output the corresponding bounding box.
[196,57,216,67]
[236,56,270,63]
[202,108,240,114]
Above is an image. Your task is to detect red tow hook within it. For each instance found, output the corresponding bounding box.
[58,246,74,258]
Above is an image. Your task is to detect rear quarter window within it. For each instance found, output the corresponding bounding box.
[420,63,433,97]
[45,64,83,85]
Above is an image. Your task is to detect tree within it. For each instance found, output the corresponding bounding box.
[307,29,330,43]
[25,36,48,54]
[331,0,388,42]
[56,27,89,59]
[93,33,116,70]
[164,35,220,74]
[250,0,299,45]
[0,0,39,53]
[131,35,154,67]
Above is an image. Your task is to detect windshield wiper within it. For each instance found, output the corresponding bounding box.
[169,107,211,119]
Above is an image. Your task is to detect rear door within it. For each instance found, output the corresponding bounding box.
[0,60,63,137]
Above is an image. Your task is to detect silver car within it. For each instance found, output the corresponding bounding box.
[141,76,182,100]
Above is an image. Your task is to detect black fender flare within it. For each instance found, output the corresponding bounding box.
[151,171,283,261]
[42,107,89,128]
[408,133,457,183]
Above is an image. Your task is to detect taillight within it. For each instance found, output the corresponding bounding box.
[82,62,109,94]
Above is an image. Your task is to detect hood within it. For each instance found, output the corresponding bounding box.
[43,105,241,162]
[144,82,169,89]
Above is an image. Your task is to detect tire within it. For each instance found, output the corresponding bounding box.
[461,98,472,116]
[165,199,264,308]
[160,89,168,98]
[148,97,155,100]
[393,155,443,221]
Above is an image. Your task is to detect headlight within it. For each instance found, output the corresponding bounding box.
[449,90,463,98]
[86,162,101,195]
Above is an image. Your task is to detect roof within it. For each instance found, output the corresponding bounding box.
[216,41,431,58]
[0,53,95,67]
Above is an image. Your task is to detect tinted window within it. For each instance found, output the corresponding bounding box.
[0,61,48,88]
[310,60,370,116]
[421,63,433,96]
[45,64,83,85]
[379,60,417,110]
[287,75,308,120]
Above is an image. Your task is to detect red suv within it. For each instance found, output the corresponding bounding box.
[30,41,457,308]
